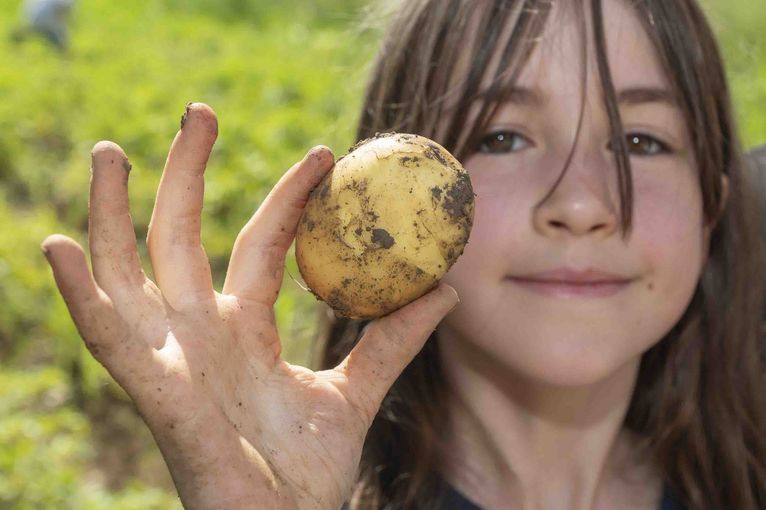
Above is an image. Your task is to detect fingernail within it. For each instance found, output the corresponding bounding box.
[442,284,459,310]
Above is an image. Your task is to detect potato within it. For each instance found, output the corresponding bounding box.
[295,133,474,319]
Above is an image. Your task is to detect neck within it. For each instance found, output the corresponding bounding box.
[436,328,660,510]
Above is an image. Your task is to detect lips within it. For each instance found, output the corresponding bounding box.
[507,268,633,298]
[513,267,631,283]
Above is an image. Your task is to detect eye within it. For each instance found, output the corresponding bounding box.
[477,131,531,154]
[612,133,671,156]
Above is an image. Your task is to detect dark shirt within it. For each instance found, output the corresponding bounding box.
[341,481,687,509]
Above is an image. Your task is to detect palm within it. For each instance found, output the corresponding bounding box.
[42,103,457,510]
[147,294,370,507]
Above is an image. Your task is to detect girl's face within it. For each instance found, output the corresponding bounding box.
[439,0,726,387]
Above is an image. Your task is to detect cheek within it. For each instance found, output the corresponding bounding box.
[632,177,706,298]
[444,178,530,282]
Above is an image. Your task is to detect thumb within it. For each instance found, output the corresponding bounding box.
[333,283,459,425]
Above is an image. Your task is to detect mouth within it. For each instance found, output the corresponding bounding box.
[505,277,633,298]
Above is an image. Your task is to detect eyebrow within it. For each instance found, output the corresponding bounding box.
[617,86,678,106]
[474,86,545,106]
[475,85,678,107]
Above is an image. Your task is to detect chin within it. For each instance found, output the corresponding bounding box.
[490,334,643,389]
[524,361,629,389]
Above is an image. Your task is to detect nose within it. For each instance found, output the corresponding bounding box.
[532,153,621,239]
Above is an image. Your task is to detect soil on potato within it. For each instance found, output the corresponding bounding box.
[442,171,473,223]
[327,257,436,320]
[371,228,395,248]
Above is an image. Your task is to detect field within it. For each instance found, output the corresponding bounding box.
[0,0,764,507]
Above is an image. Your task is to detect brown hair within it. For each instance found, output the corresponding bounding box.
[317,0,766,508]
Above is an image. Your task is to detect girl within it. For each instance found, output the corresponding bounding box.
[41,0,766,509]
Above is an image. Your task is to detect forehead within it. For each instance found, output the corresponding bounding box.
[515,0,668,92]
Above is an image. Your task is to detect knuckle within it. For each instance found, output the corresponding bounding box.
[167,230,201,249]
[272,186,309,217]
[172,210,201,228]
[375,318,408,349]
[90,233,134,258]
[255,238,286,261]
[168,288,215,312]
[71,297,114,352]
[91,194,128,218]
[148,212,202,250]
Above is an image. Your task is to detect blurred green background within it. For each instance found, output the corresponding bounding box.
[0,0,763,508]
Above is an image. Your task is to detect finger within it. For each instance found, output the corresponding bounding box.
[334,283,459,425]
[222,146,334,305]
[41,235,155,381]
[88,140,149,298]
[147,102,217,311]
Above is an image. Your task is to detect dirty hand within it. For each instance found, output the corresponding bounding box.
[41,103,459,509]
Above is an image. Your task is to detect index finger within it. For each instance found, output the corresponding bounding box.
[223,146,335,305]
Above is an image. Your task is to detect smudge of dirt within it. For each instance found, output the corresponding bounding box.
[424,143,449,167]
[399,155,421,167]
[180,105,190,129]
[327,288,352,317]
[342,132,397,157]
[345,178,368,193]
[430,186,443,201]
[311,178,330,203]
[372,228,395,249]
[442,172,474,223]
[302,214,315,232]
